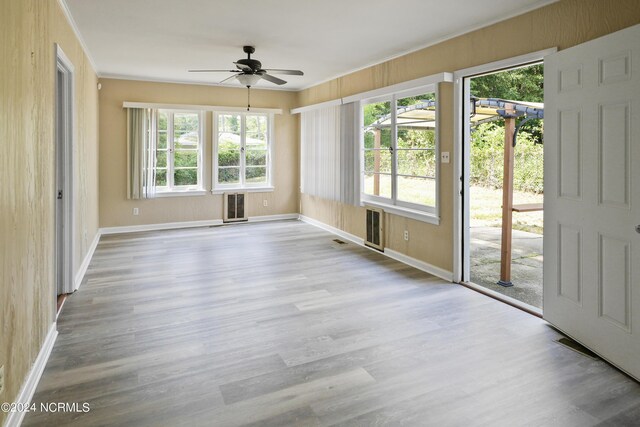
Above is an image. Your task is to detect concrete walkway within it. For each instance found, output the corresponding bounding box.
[470,226,543,309]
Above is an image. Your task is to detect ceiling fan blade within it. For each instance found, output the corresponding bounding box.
[262,69,304,76]
[233,62,254,72]
[219,74,238,84]
[188,69,240,73]
[260,73,287,85]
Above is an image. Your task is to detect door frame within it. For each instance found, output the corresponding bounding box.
[55,44,75,300]
[452,48,556,302]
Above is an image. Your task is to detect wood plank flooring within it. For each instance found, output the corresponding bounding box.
[23,220,640,426]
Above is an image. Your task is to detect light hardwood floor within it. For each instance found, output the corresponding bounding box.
[24,220,640,426]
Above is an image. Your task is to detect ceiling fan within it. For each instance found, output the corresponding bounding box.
[188,46,303,87]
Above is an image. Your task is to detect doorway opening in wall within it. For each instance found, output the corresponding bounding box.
[460,59,546,313]
[55,45,74,311]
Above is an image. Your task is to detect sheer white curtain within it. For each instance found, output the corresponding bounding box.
[300,105,341,200]
[127,108,157,199]
[340,102,360,206]
[300,103,360,205]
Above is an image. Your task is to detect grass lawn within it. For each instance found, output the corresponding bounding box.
[470,185,543,234]
[363,175,436,206]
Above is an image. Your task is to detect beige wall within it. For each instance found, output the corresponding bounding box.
[98,79,299,227]
[2,1,639,419]
[296,0,640,273]
[0,0,99,421]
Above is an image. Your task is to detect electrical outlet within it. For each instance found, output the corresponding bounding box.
[403,230,409,241]
[133,207,139,216]
[0,365,5,393]
[441,152,450,163]
[263,199,268,207]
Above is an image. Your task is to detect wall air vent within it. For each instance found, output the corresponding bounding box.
[365,207,384,251]
[223,192,248,223]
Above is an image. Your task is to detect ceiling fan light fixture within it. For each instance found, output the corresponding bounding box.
[236,74,261,87]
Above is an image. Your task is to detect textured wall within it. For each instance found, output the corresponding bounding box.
[296,0,640,273]
[0,0,99,421]
[98,79,299,227]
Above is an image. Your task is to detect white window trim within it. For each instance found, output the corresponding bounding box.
[364,201,440,225]
[155,190,208,198]
[289,72,453,113]
[123,101,282,115]
[212,112,274,192]
[359,84,440,224]
[154,109,206,195]
[211,187,274,195]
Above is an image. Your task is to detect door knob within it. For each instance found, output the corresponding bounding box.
[636,225,640,234]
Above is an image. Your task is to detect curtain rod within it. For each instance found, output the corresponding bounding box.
[122,101,282,114]
[290,72,453,114]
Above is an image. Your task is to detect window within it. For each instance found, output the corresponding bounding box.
[214,112,272,190]
[155,110,204,193]
[361,86,439,219]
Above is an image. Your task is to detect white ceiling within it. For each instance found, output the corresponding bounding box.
[63,0,556,90]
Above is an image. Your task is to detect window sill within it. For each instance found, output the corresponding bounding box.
[154,190,208,198]
[363,200,440,225]
[211,186,274,195]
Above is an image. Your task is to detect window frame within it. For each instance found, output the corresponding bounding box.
[360,84,440,223]
[212,111,274,192]
[154,109,205,195]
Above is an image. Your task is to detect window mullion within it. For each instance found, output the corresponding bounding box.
[391,95,398,204]
[267,113,272,187]
[240,113,246,187]
[168,112,175,190]
[197,111,203,189]
[213,112,218,188]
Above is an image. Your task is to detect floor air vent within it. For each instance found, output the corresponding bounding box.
[224,192,248,223]
[365,207,384,251]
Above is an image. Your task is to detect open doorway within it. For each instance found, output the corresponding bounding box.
[468,63,544,308]
[455,51,553,314]
[55,45,74,308]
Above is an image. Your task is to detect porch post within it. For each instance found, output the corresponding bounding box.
[499,108,516,287]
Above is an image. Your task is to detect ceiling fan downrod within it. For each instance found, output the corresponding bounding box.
[243,45,255,59]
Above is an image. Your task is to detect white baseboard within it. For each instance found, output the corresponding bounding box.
[4,324,58,427]
[73,231,100,291]
[384,248,454,282]
[247,213,299,223]
[100,219,224,235]
[299,215,453,283]
[99,214,300,235]
[298,215,365,246]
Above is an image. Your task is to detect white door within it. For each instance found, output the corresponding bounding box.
[55,45,75,296]
[544,24,640,380]
[56,67,66,295]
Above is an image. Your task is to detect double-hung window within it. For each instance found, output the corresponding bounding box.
[361,85,439,220]
[214,112,272,190]
[155,109,204,193]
